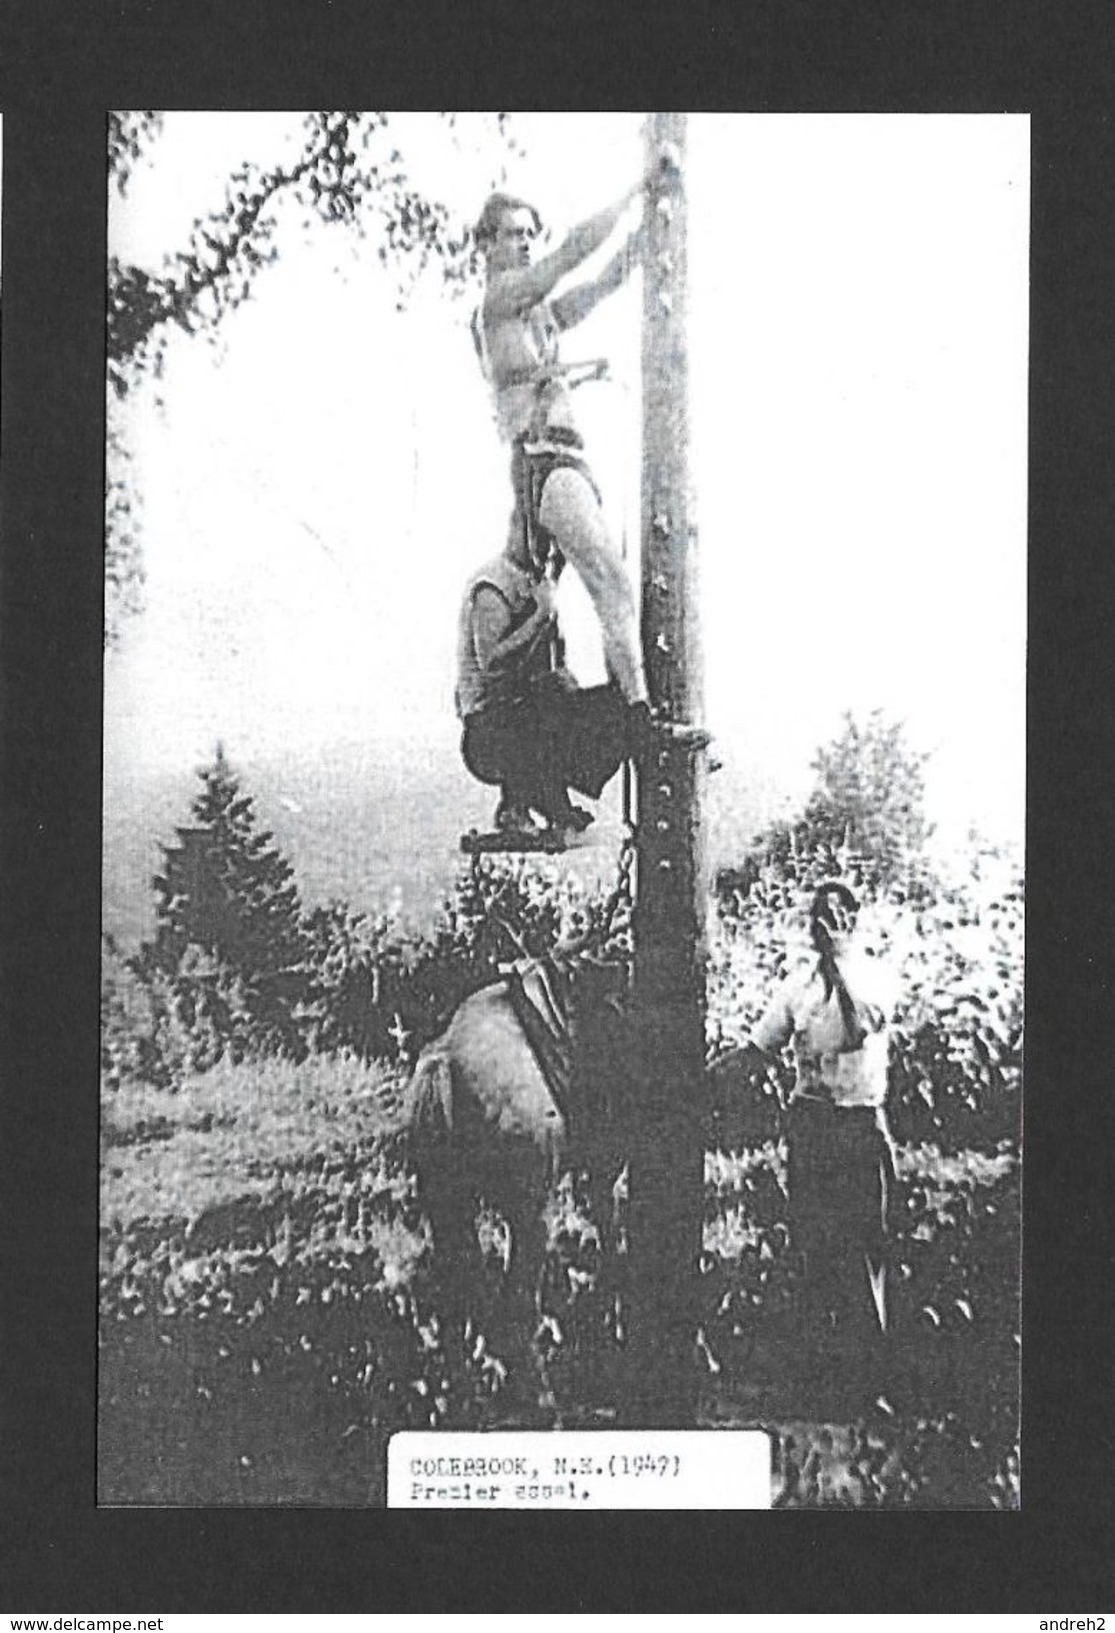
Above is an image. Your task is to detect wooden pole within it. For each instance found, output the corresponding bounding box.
[625,113,708,1426]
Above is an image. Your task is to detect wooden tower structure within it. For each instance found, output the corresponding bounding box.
[625,112,709,1424]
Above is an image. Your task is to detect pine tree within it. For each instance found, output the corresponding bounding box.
[145,745,310,1059]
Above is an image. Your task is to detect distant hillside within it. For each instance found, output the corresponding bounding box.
[102,736,773,949]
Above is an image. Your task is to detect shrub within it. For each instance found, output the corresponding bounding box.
[716,711,933,900]
[886,859,1023,1153]
[98,1238,437,1505]
[300,856,611,1067]
[101,934,250,1091]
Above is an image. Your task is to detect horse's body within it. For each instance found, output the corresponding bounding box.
[409,981,567,1165]
[403,954,629,1395]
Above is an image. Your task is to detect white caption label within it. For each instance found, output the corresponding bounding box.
[388,1429,771,1509]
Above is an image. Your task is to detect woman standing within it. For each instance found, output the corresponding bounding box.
[752,881,899,1374]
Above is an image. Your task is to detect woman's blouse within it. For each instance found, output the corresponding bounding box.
[752,947,898,1109]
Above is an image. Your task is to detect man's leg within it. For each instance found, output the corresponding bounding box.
[555,684,631,800]
[534,681,629,813]
[462,710,548,830]
[538,467,648,706]
[519,680,629,833]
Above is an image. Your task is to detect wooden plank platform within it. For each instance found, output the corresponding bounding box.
[459,828,595,857]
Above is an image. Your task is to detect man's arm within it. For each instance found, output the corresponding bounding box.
[471,583,555,673]
[707,1040,773,1081]
[550,229,642,332]
[484,183,643,321]
[751,990,795,1056]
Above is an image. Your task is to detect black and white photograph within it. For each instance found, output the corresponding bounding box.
[97,110,1028,1509]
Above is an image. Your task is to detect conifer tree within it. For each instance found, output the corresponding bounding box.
[146,745,310,1059]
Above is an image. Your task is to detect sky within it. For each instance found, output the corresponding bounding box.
[104,112,1029,848]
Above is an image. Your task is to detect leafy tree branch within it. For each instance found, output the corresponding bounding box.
[105,111,514,642]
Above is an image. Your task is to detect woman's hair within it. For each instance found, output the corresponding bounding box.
[474,192,543,249]
[809,881,867,1051]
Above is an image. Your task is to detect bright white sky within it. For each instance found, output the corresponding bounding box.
[104,112,1028,846]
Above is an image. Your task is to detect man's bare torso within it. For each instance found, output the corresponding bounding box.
[479,286,577,442]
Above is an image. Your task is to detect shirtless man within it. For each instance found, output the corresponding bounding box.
[471,175,656,714]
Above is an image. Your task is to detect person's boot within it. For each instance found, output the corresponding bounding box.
[556,802,594,833]
[494,796,545,837]
[625,700,655,757]
[539,789,593,841]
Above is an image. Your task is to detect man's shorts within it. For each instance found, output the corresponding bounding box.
[461,679,629,803]
[511,428,602,572]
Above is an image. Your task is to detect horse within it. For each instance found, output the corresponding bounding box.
[402,944,634,1408]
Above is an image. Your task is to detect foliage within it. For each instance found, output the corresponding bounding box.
[299,850,624,1069]
[99,1051,427,1503]
[105,111,515,641]
[102,933,253,1090]
[717,711,932,898]
[708,839,1023,1156]
[107,112,164,195]
[809,709,932,870]
[98,1287,432,1507]
[106,111,508,398]
[104,413,146,630]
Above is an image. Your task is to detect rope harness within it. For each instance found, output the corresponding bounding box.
[505,956,576,1124]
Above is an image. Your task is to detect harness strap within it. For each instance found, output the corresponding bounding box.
[503,359,611,392]
[506,958,575,1126]
[471,306,609,392]
[512,438,598,580]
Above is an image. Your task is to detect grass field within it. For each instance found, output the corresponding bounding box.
[99,1048,1019,1508]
